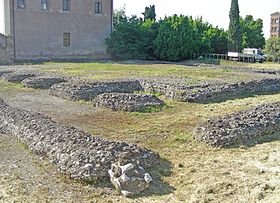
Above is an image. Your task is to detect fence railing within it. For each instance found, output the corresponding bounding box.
[193,53,228,61]
[193,53,280,63]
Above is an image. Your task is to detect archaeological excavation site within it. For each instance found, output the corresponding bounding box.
[0,61,280,202]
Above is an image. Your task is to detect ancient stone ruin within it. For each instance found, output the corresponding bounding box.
[194,102,280,147]
[1,72,36,83]
[0,98,160,182]
[141,78,280,103]
[22,77,67,89]
[93,93,164,112]
[2,71,280,105]
[49,80,143,101]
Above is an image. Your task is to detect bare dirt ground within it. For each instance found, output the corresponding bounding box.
[0,62,280,203]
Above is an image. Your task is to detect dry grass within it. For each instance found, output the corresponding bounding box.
[220,60,280,70]
[0,62,280,202]
[35,62,275,83]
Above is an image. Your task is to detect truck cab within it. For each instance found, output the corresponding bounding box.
[242,48,266,63]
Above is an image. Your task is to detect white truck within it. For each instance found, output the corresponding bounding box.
[228,48,266,63]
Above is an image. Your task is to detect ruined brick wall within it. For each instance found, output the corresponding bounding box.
[0,34,14,64]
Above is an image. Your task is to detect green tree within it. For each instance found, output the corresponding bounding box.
[191,17,211,54]
[154,15,196,61]
[113,7,127,28]
[205,26,228,54]
[107,7,232,61]
[106,15,157,60]
[265,37,280,58]
[142,5,156,21]
[240,15,265,49]
[228,0,242,52]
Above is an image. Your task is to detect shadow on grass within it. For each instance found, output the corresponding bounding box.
[227,131,280,149]
[13,58,221,67]
[14,58,111,65]
[130,158,175,198]
[195,58,221,65]
[193,91,280,105]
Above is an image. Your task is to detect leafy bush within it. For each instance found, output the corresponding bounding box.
[106,17,157,60]
[154,15,197,61]
[265,37,280,58]
[105,5,264,62]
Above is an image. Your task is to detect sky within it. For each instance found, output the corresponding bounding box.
[114,0,280,39]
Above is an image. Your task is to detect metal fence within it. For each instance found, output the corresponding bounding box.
[193,53,228,60]
[193,53,280,63]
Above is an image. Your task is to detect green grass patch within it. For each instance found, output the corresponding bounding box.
[0,81,24,92]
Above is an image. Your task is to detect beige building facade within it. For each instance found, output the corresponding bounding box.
[0,0,113,60]
[270,12,280,37]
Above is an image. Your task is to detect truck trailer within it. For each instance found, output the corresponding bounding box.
[228,48,266,63]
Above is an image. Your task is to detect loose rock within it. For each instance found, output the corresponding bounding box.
[108,162,153,197]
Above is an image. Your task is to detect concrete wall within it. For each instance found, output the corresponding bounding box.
[0,33,14,64]
[13,0,113,60]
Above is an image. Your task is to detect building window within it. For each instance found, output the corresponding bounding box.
[16,0,25,9]
[63,0,70,11]
[63,33,70,47]
[95,2,102,14]
[41,0,49,10]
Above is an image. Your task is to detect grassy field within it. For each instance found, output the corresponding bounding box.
[220,60,280,69]
[32,61,277,83]
[0,61,280,202]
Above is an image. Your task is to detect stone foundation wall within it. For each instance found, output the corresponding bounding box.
[49,80,143,101]
[1,72,36,83]
[0,34,14,64]
[21,77,67,89]
[0,98,160,181]
[194,102,280,147]
[93,93,164,112]
[141,78,280,103]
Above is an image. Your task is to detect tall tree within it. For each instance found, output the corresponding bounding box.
[228,0,242,52]
[154,15,196,61]
[205,26,228,54]
[113,6,127,28]
[142,5,156,21]
[240,15,265,49]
